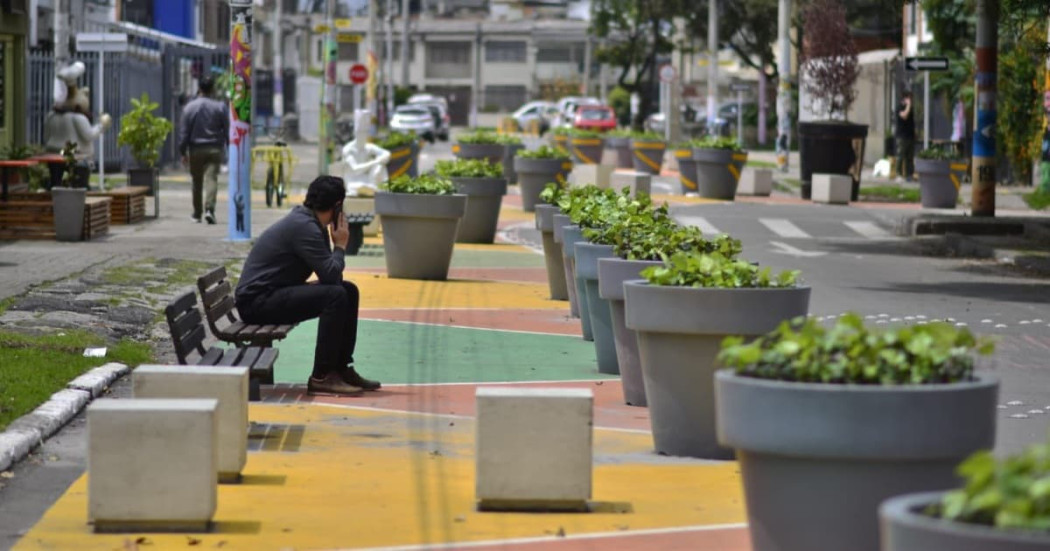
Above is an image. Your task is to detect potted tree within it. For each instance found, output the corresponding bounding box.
[604,129,634,169]
[375,174,466,280]
[454,131,506,164]
[797,0,868,201]
[881,437,1050,550]
[623,252,808,459]
[536,183,570,301]
[434,158,507,244]
[376,131,420,179]
[916,147,967,209]
[630,132,667,175]
[689,136,748,200]
[568,128,605,165]
[52,141,87,242]
[515,146,573,212]
[715,315,998,551]
[117,93,173,194]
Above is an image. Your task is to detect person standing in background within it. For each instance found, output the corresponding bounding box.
[895,90,916,183]
[179,76,228,224]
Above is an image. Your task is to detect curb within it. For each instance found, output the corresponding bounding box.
[0,362,129,472]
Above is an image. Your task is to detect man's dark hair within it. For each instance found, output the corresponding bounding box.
[304,176,346,212]
[199,76,215,96]
[901,90,912,99]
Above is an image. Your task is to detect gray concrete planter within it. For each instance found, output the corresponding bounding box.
[631,140,666,175]
[605,136,633,168]
[387,142,420,179]
[502,143,525,184]
[916,159,965,209]
[375,192,467,280]
[454,142,505,164]
[535,204,568,301]
[515,157,573,212]
[693,148,747,200]
[52,187,86,242]
[880,491,1050,551]
[561,225,593,341]
[716,371,998,551]
[598,258,662,406]
[673,149,697,194]
[575,243,619,375]
[552,213,579,317]
[569,137,605,165]
[450,177,507,244]
[623,282,811,459]
[551,133,569,155]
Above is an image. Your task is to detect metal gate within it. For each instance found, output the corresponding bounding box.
[161,45,230,167]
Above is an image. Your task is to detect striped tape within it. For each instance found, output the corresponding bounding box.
[572,147,597,164]
[680,173,698,190]
[635,150,662,172]
[727,163,741,181]
[390,159,413,179]
[633,142,666,150]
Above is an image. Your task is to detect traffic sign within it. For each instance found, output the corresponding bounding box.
[905,56,949,71]
[730,83,751,92]
[658,64,677,83]
[335,18,353,29]
[75,33,128,52]
[349,64,369,85]
[337,33,363,43]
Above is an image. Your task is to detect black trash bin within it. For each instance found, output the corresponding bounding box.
[798,121,868,200]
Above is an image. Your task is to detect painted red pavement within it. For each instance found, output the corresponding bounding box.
[360,308,582,335]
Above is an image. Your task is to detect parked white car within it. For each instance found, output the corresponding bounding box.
[511,100,558,134]
[390,105,436,142]
[553,96,601,129]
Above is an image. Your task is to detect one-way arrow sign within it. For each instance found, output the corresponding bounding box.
[905,56,949,71]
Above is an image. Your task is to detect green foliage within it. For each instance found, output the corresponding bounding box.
[608,86,632,125]
[557,185,619,228]
[393,86,414,107]
[457,131,503,145]
[934,435,1050,531]
[0,143,37,160]
[859,185,922,203]
[800,0,860,120]
[550,127,573,136]
[917,147,959,161]
[380,173,456,195]
[684,136,745,151]
[642,251,797,289]
[495,134,523,145]
[434,158,504,179]
[611,215,742,261]
[568,128,603,139]
[997,27,1044,185]
[374,131,416,150]
[539,182,568,205]
[60,141,78,186]
[116,93,173,169]
[719,313,993,385]
[608,128,635,138]
[631,131,665,142]
[1023,189,1050,211]
[517,145,570,160]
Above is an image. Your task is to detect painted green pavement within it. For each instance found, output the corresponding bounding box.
[346,245,546,270]
[274,319,608,384]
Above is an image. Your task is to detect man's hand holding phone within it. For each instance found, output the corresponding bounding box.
[331,203,350,251]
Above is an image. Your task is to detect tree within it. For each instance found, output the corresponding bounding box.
[800,0,860,120]
[682,0,779,80]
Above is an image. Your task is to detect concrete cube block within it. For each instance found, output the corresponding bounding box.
[570,164,615,189]
[88,399,218,532]
[811,173,852,204]
[475,387,593,511]
[344,197,381,236]
[610,171,652,197]
[133,366,249,483]
[738,168,772,196]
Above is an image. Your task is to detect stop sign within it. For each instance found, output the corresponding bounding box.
[349,64,368,85]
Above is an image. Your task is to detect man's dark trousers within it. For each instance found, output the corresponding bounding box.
[238,281,360,378]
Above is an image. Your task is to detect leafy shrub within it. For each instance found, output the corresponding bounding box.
[917,147,959,161]
[642,252,799,289]
[539,182,567,205]
[517,145,570,160]
[434,158,504,179]
[607,128,635,138]
[718,313,993,385]
[610,216,742,261]
[496,134,523,145]
[685,136,744,152]
[457,132,503,145]
[608,86,631,125]
[551,127,573,136]
[117,93,173,169]
[631,131,665,142]
[380,173,455,195]
[568,128,602,139]
[375,131,416,149]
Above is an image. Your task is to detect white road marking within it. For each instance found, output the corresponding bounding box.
[769,241,826,258]
[844,220,893,239]
[675,215,723,236]
[760,218,811,239]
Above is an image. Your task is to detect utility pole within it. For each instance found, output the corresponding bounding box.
[971,0,998,216]
[471,23,481,128]
[273,0,284,127]
[775,0,792,172]
[400,0,410,87]
[706,0,718,130]
[367,0,378,120]
[318,0,336,175]
[385,0,395,122]
[54,0,71,68]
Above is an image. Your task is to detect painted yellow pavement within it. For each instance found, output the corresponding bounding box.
[359,236,534,255]
[651,194,726,206]
[15,404,745,551]
[348,271,562,310]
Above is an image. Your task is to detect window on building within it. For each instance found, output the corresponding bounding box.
[483,85,527,112]
[426,42,471,78]
[338,41,359,60]
[485,41,526,63]
[380,41,415,62]
[536,43,584,63]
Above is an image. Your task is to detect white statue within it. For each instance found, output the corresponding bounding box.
[341,109,390,197]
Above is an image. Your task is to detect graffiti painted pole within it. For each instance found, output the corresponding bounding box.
[971,0,998,217]
[228,0,253,240]
[775,0,791,172]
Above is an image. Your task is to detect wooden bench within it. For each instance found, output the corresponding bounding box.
[164,290,277,401]
[196,266,296,385]
[87,186,149,225]
[0,196,110,240]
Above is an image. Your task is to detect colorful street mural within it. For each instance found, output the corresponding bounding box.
[228,0,253,240]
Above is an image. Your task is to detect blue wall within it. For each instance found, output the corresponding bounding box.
[154,0,194,40]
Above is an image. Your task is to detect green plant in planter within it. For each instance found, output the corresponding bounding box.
[539,182,567,205]
[457,131,502,145]
[917,147,958,161]
[116,93,173,169]
[686,136,744,152]
[375,131,416,150]
[718,313,993,385]
[0,143,36,160]
[931,435,1050,531]
[631,131,665,141]
[434,158,504,178]
[380,173,456,195]
[550,127,572,136]
[642,251,798,289]
[567,128,602,139]
[495,134,523,145]
[517,145,570,160]
[607,128,634,138]
[556,186,618,228]
[605,213,743,261]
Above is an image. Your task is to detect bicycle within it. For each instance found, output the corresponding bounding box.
[251,129,296,208]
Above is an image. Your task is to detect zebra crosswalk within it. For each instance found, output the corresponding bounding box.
[674,215,899,241]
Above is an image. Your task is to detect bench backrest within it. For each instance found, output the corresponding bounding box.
[197,266,239,337]
[165,290,208,364]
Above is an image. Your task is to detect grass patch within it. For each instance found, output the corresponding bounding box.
[859,185,921,203]
[0,330,152,430]
[1023,189,1050,210]
[0,296,16,316]
[781,178,801,188]
[746,160,778,169]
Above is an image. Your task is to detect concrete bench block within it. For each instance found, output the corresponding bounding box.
[88,398,218,532]
[344,197,381,236]
[812,173,852,204]
[610,171,652,197]
[476,387,593,511]
[133,365,249,483]
[570,164,615,189]
[738,168,773,196]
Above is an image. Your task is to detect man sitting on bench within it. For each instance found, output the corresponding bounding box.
[234,175,380,396]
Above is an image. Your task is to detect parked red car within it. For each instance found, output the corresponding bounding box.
[573,105,617,132]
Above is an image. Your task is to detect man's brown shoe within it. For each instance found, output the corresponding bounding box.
[341,366,381,391]
[307,372,364,396]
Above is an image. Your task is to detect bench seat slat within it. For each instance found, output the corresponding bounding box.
[197,347,225,366]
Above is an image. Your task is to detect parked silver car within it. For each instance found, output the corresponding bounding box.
[390,105,436,142]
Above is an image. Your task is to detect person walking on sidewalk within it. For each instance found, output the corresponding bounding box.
[179,76,228,224]
[895,91,916,183]
[234,175,381,396]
